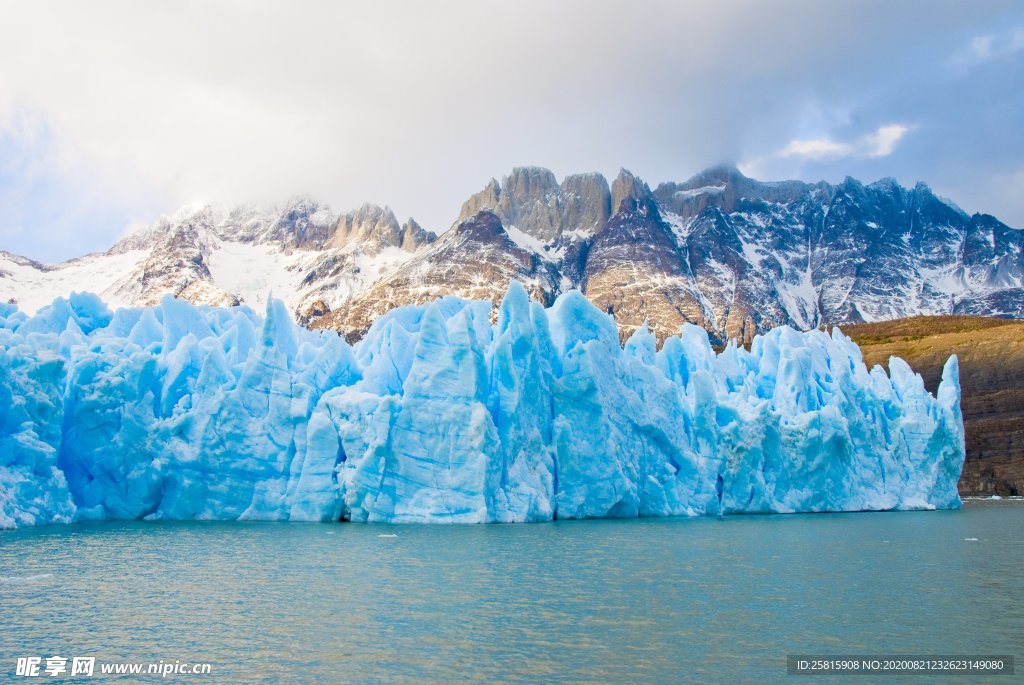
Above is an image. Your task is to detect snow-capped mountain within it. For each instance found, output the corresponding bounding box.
[2,165,1022,343]
[0,198,434,328]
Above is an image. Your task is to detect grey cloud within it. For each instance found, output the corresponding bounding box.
[0,0,1022,262]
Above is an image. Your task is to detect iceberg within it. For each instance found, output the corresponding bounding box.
[0,283,965,528]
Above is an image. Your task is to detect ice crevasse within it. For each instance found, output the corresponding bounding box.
[0,282,964,528]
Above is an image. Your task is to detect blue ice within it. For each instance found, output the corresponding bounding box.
[0,284,964,528]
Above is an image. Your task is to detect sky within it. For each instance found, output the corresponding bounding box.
[0,0,1022,263]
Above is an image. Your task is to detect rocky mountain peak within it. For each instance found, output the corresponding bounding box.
[168,202,222,225]
[561,172,610,199]
[457,178,502,221]
[610,169,654,214]
[655,164,815,219]
[331,204,406,254]
[401,218,435,251]
[263,196,335,249]
[109,203,221,254]
[684,163,747,188]
[504,166,560,201]
[457,167,611,244]
[351,202,399,227]
[557,172,612,240]
[279,194,321,215]
[867,176,900,193]
[452,209,507,242]
[312,208,562,337]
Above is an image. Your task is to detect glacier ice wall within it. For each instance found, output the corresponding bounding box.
[0,284,964,528]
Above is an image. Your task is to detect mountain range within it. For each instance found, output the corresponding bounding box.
[2,165,1022,343]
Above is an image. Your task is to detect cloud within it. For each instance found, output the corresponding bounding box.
[972,35,996,61]
[863,124,911,157]
[0,112,167,260]
[776,124,911,162]
[951,27,1024,68]
[0,1,1023,260]
[779,138,854,161]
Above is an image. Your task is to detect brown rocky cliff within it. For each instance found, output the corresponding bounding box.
[841,316,1024,496]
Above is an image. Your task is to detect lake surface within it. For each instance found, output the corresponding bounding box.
[2,500,1022,683]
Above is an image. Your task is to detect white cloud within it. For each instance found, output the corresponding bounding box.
[951,27,1024,68]
[863,124,910,157]
[776,124,911,162]
[971,35,995,61]
[0,1,1022,259]
[780,138,854,160]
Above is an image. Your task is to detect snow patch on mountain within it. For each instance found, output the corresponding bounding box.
[206,241,307,310]
[0,250,150,314]
[504,224,565,262]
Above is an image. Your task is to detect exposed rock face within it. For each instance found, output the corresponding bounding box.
[959,213,1024,317]
[458,166,611,243]
[656,164,816,219]
[106,212,240,308]
[610,168,652,214]
[561,172,613,235]
[311,211,560,339]
[296,298,330,326]
[582,193,710,342]
[843,316,1024,496]
[259,196,337,249]
[401,218,432,251]
[330,204,433,254]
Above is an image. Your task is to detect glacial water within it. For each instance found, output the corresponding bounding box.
[2,501,1022,683]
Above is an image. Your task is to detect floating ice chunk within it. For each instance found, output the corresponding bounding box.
[0,574,54,585]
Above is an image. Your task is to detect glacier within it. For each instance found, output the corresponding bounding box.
[0,283,964,528]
